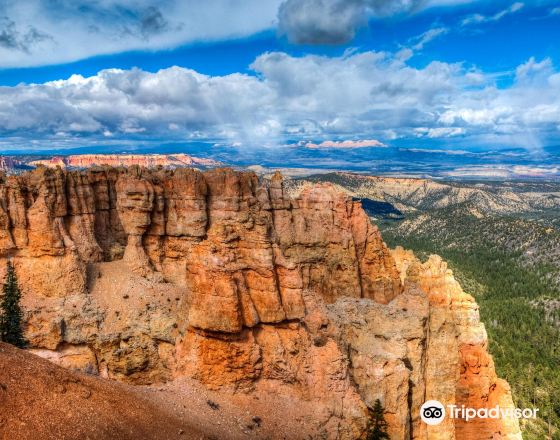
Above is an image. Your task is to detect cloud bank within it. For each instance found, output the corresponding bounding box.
[1,50,559,149]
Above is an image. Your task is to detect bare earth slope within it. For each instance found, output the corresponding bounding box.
[1,340,325,440]
[0,342,201,440]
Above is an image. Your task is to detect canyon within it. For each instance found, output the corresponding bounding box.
[0,166,522,439]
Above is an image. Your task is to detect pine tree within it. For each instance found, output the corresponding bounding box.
[367,399,390,440]
[0,261,26,348]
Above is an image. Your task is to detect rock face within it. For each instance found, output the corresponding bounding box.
[0,156,20,172]
[0,167,520,439]
[390,247,522,440]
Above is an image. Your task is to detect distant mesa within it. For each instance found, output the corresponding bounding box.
[28,153,221,170]
[287,171,560,215]
[302,139,386,149]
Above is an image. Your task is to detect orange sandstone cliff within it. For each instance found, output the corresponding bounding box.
[0,167,521,439]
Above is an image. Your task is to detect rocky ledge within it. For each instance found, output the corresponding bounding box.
[0,166,521,439]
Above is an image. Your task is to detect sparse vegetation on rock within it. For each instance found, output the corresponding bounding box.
[0,261,26,348]
[366,399,389,440]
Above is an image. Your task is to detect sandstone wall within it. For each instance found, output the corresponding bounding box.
[0,167,520,439]
[391,247,522,440]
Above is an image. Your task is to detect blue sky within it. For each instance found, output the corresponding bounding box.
[0,0,560,162]
[1,1,557,86]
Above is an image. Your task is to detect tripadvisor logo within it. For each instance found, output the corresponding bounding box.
[420,400,539,425]
[421,400,445,425]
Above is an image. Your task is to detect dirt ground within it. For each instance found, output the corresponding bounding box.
[137,378,318,440]
[0,342,319,440]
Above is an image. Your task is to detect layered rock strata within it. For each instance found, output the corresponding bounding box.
[0,167,520,439]
[389,248,522,440]
[29,153,220,169]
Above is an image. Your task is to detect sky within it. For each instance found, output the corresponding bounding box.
[0,0,560,167]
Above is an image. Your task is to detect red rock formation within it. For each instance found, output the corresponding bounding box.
[0,167,520,439]
[29,153,220,169]
[391,247,522,440]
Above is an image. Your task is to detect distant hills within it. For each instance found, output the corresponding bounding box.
[286,171,560,215]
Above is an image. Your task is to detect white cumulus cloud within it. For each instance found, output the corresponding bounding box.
[0,51,559,149]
